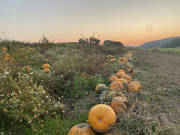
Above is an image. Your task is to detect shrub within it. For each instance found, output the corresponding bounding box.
[0,68,63,126]
[0,49,63,129]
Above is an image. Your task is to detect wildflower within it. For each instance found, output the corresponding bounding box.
[23,66,31,72]
[4,71,9,75]
[3,108,8,113]
[0,99,5,104]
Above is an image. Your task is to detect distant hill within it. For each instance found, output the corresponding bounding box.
[139,37,180,48]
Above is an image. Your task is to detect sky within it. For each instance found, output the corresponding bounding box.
[0,0,180,46]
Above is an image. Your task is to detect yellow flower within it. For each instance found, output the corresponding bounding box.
[0,100,5,104]
[34,114,38,119]
[3,108,8,113]
[23,66,31,72]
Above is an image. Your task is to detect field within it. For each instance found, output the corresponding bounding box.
[156,47,180,54]
[0,40,180,135]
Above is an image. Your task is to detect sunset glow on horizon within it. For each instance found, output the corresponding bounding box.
[0,0,180,46]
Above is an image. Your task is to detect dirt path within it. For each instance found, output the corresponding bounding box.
[135,49,180,130]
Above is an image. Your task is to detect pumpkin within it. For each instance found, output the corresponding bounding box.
[105,129,123,135]
[2,47,7,52]
[95,84,107,92]
[5,56,11,61]
[117,69,125,74]
[42,63,50,69]
[107,55,115,58]
[68,123,96,135]
[116,72,126,78]
[109,58,116,63]
[133,81,141,89]
[122,74,132,82]
[111,96,128,114]
[44,68,50,73]
[109,75,119,82]
[118,78,128,85]
[128,82,139,92]
[5,53,10,57]
[88,104,116,133]
[109,81,123,91]
[119,57,125,62]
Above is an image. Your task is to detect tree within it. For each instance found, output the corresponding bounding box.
[104,40,124,47]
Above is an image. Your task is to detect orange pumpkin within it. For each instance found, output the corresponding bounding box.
[133,81,141,89]
[5,53,10,58]
[109,75,119,82]
[109,58,116,63]
[2,47,7,52]
[122,74,132,82]
[88,104,116,133]
[116,72,126,78]
[5,56,11,61]
[118,78,128,85]
[44,68,50,73]
[128,82,139,92]
[111,96,128,114]
[107,55,115,58]
[119,57,125,62]
[117,69,125,74]
[109,81,123,91]
[68,123,96,135]
[42,63,50,69]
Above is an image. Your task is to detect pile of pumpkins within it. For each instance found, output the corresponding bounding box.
[69,52,141,135]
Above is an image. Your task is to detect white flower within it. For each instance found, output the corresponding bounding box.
[4,71,9,75]
[42,90,45,94]
[0,94,4,97]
